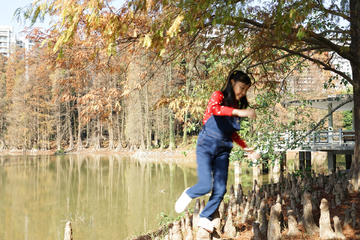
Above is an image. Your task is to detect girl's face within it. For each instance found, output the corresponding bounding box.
[231,80,250,101]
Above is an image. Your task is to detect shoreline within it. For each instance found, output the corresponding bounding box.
[0,147,197,160]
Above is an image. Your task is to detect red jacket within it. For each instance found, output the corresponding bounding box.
[203,91,247,148]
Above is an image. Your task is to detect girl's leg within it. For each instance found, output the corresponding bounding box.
[186,141,213,198]
[199,150,230,220]
[175,132,213,213]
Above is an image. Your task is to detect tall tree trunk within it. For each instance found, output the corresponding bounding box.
[182,63,189,145]
[85,122,89,148]
[169,108,175,150]
[24,116,27,151]
[72,107,77,144]
[0,117,4,151]
[168,64,175,150]
[44,126,47,150]
[348,0,360,191]
[160,107,165,148]
[67,101,75,150]
[36,105,39,149]
[108,105,115,150]
[93,117,101,150]
[77,96,84,151]
[145,84,151,149]
[154,109,159,147]
[139,90,145,150]
[115,107,123,150]
[56,101,61,150]
[183,114,188,145]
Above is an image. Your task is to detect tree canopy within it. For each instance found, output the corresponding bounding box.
[15,0,360,190]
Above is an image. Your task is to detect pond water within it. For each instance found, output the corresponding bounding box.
[0,153,337,239]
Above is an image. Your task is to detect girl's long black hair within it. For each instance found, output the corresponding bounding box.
[221,70,251,109]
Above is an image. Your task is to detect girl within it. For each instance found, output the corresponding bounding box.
[175,70,260,233]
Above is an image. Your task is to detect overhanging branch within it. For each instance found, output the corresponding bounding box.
[273,46,355,86]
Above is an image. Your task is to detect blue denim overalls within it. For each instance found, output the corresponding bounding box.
[186,114,240,220]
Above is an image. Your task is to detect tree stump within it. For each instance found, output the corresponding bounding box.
[193,198,200,229]
[347,180,355,194]
[331,199,336,209]
[184,211,193,240]
[172,221,183,240]
[211,207,222,240]
[64,221,73,240]
[237,184,243,205]
[270,179,276,197]
[319,198,337,239]
[214,200,222,217]
[200,199,206,212]
[335,193,341,206]
[290,194,299,216]
[255,189,261,209]
[229,184,237,213]
[351,202,357,228]
[181,218,185,234]
[276,194,281,204]
[334,180,345,201]
[333,216,346,240]
[241,197,250,223]
[264,190,269,201]
[344,208,352,226]
[303,190,319,235]
[224,203,237,238]
[267,202,282,240]
[196,227,211,240]
[253,222,263,240]
[287,209,300,237]
[259,209,268,238]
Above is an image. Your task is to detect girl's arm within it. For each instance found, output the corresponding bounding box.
[231,108,257,119]
[232,133,260,159]
[232,132,247,148]
[203,91,235,124]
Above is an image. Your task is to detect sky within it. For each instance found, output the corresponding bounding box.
[0,0,126,35]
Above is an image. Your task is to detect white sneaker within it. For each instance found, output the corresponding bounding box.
[175,188,192,213]
[197,217,214,233]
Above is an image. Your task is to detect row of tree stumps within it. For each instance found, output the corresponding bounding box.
[151,168,358,240]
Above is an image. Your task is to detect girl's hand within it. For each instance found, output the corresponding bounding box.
[246,109,257,120]
[248,151,260,160]
[244,147,260,159]
[232,109,257,119]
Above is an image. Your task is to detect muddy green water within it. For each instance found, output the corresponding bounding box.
[0,153,341,239]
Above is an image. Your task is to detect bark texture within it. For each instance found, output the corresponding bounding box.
[319,198,337,239]
[267,202,282,240]
[287,209,300,237]
[333,216,346,240]
[303,190,319,234]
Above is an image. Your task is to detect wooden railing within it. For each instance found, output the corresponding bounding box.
[259,128,355,151]
[304,128,355,146]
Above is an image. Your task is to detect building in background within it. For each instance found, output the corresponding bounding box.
[287,52,334,97]
[332,53,353,80]
[0,25,34,57]
[0,25,16,57]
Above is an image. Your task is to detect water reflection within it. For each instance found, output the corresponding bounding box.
[0,154,198,239]
[0,154,289,240]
